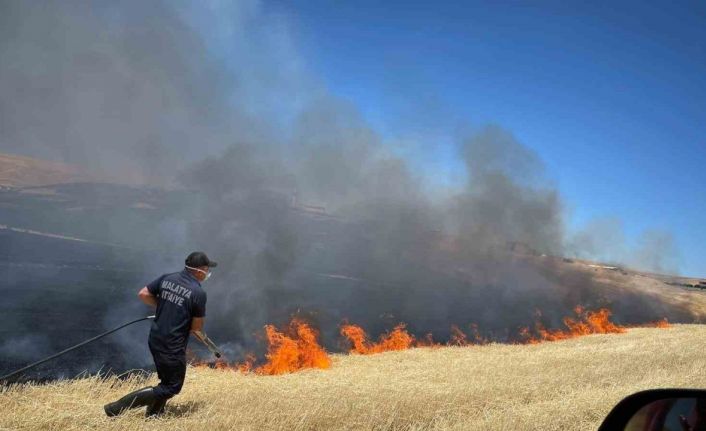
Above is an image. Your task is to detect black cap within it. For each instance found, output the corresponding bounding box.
[185,251,217,268]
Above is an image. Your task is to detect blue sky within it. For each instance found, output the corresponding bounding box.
[266,1,705,276]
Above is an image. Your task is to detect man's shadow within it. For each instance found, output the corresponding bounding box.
[164,400,206,418]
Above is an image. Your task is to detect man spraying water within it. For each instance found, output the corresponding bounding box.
[104,251,222,417]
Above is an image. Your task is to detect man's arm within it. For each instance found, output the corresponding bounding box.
[190,316,205,335]
[138,286,158,308]
[191,317,222,358]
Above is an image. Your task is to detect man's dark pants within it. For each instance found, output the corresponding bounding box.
[149,345,187,401]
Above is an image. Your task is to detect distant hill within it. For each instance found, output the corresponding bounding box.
[0,153,91,188]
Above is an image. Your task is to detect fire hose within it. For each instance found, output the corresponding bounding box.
[0,315,156,382]
[1,315,224,383]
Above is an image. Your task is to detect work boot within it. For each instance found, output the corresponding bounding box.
[104,387,156,417]
[145,398,167,418]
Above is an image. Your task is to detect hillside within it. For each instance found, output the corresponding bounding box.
[2,325,706,431]
[521,254,706,321]
[0,153,91,189]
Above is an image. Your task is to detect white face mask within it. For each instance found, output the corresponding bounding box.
[186,265,212,282]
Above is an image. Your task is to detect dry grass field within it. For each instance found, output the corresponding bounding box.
[2,324,706,431]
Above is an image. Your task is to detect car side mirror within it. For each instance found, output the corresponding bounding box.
[598,389,706,431]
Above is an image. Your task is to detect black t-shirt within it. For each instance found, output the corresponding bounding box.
[146,269,207,355]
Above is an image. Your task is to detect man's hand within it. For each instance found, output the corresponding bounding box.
[138,286,158,308]
[191,318,223,358]
[192,331,223,358]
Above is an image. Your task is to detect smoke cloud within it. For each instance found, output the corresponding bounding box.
[567,219,679,274]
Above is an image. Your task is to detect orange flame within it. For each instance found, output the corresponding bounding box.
[518,306,626,344]
[256,318,331,375]
[633,318,671,328]
[377,324,415,352]
[192,319,330,376]
[339,323,369,354]
[193,306,669,375]
[651,318,671,328]
[342,322,491,352]
[237,353,256,373]
[340,323,415,354]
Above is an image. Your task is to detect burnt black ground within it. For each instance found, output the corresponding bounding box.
[0,183,174,381]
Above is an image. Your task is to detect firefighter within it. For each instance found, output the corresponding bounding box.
[104,251,219,417]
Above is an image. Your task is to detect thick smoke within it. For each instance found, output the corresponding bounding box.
[0,1,692,376]
[567,219,679,274]
[453,126,563,257]
[0,0,279,185]
[566,217,627,265]
[180,118,689,355]
[633,230,679,275]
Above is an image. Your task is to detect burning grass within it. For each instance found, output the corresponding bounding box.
[340,306,638,352]
[2,324,706,431]
[517,306,626,344]
[253,319,331,375]
[202,306,668,374]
